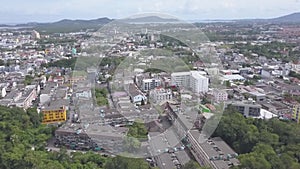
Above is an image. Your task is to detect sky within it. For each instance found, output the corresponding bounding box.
[1,0,300,23]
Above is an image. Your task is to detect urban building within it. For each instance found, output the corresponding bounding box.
[41,104,67,124]
[164,102,239,169]
[230,101,261,117]
[31,30,41,39]
[141,78,161,91]
[135,73,161,91]
[213,89,228,102]
[0,85,37,109]
[190,71,209,93]
[292,104,300,123]
[149,87,172,103]
[128,83,147,105]
[55,126,102,152]
[171,71,191,88]
[15,85,38,109]
[186,133,240,169]
[75,90,92,99]
[171,71,209,94]
[0,84,7,98]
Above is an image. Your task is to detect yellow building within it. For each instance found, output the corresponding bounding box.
[292,105,300,123]
[42,105,67,124]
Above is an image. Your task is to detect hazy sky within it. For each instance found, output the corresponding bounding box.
[1,0,300,23]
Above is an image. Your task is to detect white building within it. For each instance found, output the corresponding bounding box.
[291,61,300,73]
[0,84,7,98]
[135,74,161,91]
[171,71,209,94]
[213,89,228,102]
[76,90,92,99]
[141,78,161,91]
[205,67,219,75]
[32,30,41,39]
[171,72,190,87]
[150,88,172,103]
[190,71,209,93]
[128,84,147,105]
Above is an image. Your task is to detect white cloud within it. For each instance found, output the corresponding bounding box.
[0,0,299,23]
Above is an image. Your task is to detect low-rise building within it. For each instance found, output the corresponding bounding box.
[0,84,7,98]
[229,101,261,117]
[292,104,300,123]
[41,103,67,124]
[150,87,172,104]
[0,85,37,109]
[75,89,92,99]
[128,83,147,105]
[141,78,161,91]
[186,133,240,169]
[213,89,228,102]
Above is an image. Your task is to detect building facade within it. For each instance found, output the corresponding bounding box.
[150,88,172,103]
[230,101,261,117]
[42,105,67,124]
[292,105,300,123]
[165,103,239,169]
[142,78,161,91]
[213,89,228,102]
[171,72,191,88]
[171,71,209,94]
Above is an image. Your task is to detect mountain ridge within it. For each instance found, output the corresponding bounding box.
[1,12,300,32]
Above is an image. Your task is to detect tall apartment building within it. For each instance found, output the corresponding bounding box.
[171,71,209,93]
[32,30,41,39]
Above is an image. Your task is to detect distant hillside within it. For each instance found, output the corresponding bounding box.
[271,12,300,23]
[0,17,112,33]
[34,17,112,33]
[235,12,300,24]
[1,12,300,32]
[120,16,179,23]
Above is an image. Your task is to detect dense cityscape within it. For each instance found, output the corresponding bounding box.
[1,6,300,169]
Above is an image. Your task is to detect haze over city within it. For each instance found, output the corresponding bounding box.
[2,1,300,169]
[2,0,300,23]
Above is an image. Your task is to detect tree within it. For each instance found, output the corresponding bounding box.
[244,80,254,86]
[26,108,42,127]
[213,105,300,168]
[201,97,211,104]
[238,152,271,169]
[258,130,279,147]
[105,156,149,169]
[24,75,34,85]
[224,80,231,87]
[127,122,148,139]
[124,137,141,153]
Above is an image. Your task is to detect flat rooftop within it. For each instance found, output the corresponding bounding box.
[190,130,239,169]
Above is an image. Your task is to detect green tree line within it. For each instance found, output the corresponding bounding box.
[213,106,300,169]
